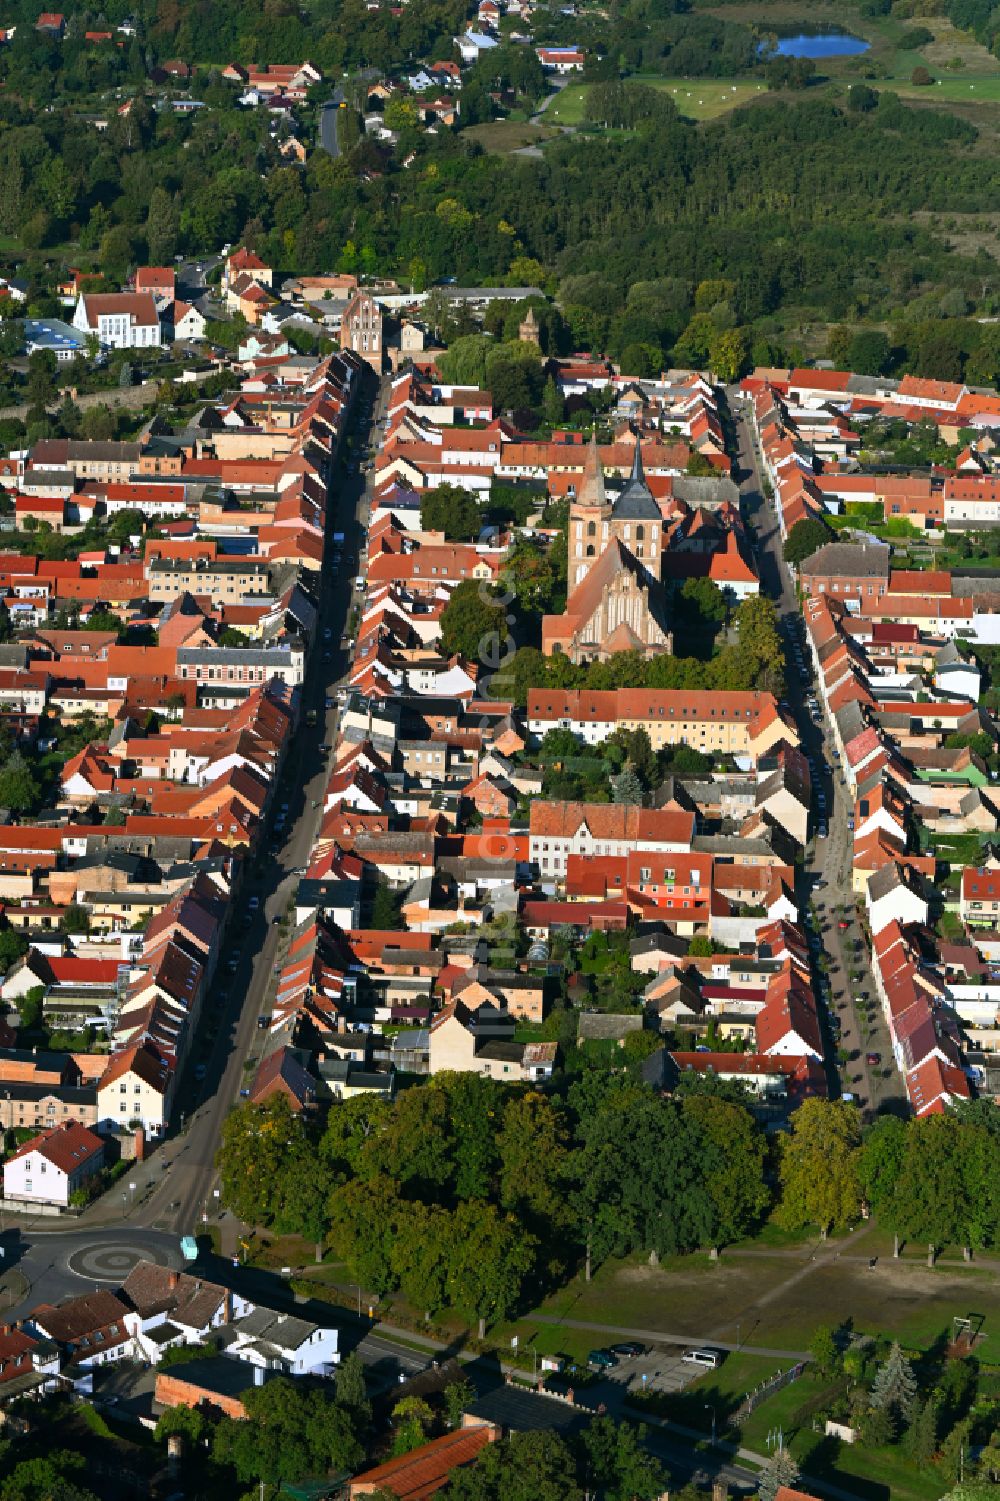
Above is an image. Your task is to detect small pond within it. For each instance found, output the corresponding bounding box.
[771,31,870,58]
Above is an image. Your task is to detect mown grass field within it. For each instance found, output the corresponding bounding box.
[463,120,558,153]
[546,76,767,125]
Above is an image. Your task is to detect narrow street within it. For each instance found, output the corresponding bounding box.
[728,392,904,1118]
[52,367,391,1242]
[319,89,346,157]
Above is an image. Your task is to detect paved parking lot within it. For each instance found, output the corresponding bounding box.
[592,1344,705,1398]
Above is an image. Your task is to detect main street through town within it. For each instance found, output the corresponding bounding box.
[0,368,387,1280]
[729,391,905,1118]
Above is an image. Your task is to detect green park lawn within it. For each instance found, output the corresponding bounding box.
[506,1236,1000,1366]
[502,1238,1000,1501]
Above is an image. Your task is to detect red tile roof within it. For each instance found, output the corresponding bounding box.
[7,1119,104,1173]
[349,1424,498,1499]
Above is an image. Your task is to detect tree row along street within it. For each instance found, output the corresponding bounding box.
[730,390,902,1119]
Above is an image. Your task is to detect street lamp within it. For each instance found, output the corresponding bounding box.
[704,1404,716,1446]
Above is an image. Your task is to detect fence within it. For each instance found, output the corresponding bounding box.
[734,1360,807,1423]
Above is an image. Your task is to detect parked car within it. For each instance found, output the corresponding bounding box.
[682,1349,721,1369]
[588,1349,618,1370]
[866,1052,881,1066]
[611,1342,645,1357]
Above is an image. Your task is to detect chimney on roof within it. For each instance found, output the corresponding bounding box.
[167,1270,178,1292]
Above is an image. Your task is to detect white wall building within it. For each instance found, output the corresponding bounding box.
[73,292,163,350]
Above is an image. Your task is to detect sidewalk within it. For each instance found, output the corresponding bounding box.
[530,1314,806,1361]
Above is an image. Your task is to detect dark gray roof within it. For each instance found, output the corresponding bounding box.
[476,1039,525,1062]
[158,1354,279,1398]
[0,1082,95,1108]
[464,1384,589,1435]
[176,646,296,667]
[296,877,361,906]
[935,639,964,668]
[867,861,910,902]
[611,437,660,522]
[800,542,890,580]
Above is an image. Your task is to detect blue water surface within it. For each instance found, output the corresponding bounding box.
[772,32,870,58]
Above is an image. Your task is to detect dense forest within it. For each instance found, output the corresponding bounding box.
[3,75,999,376]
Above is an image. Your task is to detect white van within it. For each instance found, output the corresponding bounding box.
[682,1349,721,1369]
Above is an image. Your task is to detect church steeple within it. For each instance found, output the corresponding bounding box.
[630,433,645,485]
[578,432,609,515]
[612,432,659,522]
[569,432,611,590]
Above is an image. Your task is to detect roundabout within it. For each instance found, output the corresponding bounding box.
[66,1239,174,1283]
[0,1227,183,1318]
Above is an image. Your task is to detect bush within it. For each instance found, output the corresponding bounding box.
[911,66,934,85]
[899,26,935,47]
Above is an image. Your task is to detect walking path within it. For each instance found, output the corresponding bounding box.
[531,1315,806,1360]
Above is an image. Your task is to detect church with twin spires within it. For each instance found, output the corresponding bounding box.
[542,434,673,664]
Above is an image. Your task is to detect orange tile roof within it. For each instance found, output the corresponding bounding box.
[530,800,694,844]
[348,1423,498,1498]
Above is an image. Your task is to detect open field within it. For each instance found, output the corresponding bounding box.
[522,6,1000,156]
[546,76,767,125]
[709,3,1000,112]
[505,1234,1000,1367]
[463,120,558,152]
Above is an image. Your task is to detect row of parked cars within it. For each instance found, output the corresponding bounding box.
[586,1344,722,1372]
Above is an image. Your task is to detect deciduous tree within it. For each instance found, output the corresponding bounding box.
[777,1098,862,1236]
[440,578,508,665]
[447,1200,536,1337]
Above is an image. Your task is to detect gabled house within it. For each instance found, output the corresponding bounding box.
[866,861,929,936]
[134,267,176,308]
[218,1307,338,1376]
[2,1120,105,1207]
[28,1291,133,1375]
[73,293,162,350]
[123,1261,253,1364]
[96,1041,174,1135]
[429,1002,556,1083]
